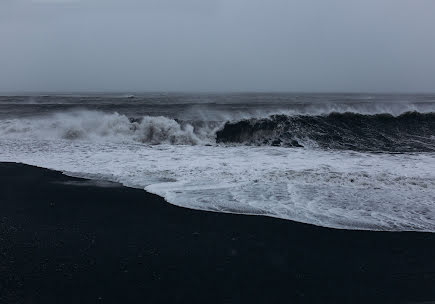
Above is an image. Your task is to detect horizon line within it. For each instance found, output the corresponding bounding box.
[1,90,435,96]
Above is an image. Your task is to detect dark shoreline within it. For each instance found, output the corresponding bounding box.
[1,162,434,303]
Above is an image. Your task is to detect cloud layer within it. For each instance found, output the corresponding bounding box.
[1,0,435,92]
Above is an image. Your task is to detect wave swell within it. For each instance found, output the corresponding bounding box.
[216,112,435,152]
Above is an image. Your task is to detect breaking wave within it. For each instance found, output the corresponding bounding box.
[0,111,214,145]
[0,110,434,152]
[216,112,435,152]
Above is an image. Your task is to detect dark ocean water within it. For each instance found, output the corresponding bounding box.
[1,93,435,118]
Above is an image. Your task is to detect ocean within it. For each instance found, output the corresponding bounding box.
[0,93,434,232]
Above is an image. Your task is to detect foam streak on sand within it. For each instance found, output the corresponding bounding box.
[1,138,434,232]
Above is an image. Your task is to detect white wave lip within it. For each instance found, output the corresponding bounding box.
[1,132,435,232]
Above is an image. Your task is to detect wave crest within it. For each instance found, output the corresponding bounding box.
[216,111,435,152]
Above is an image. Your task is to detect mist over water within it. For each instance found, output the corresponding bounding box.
[1,93,435,119]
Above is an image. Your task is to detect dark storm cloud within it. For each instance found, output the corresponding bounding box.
[1,0,435,92]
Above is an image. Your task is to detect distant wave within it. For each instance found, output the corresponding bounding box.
[216,112,435,152]
[1,95,435,117]
[0,110,434,152]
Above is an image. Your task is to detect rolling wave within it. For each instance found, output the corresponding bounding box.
[0,110,434,152]
[216,112,435,152]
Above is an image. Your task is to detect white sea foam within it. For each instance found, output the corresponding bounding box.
[0,111,213,145]
[1,137,434,232]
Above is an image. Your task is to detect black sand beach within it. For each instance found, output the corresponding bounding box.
[1,162,434,303]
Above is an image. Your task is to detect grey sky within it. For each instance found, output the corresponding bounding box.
[1,0,435,92]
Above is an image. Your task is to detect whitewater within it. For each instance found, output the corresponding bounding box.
[1,94,434,232]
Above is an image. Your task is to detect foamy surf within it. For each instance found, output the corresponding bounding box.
[1,138,434,232]
[0,111,215,145]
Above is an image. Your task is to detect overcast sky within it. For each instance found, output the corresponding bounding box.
[1,0,435,93]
